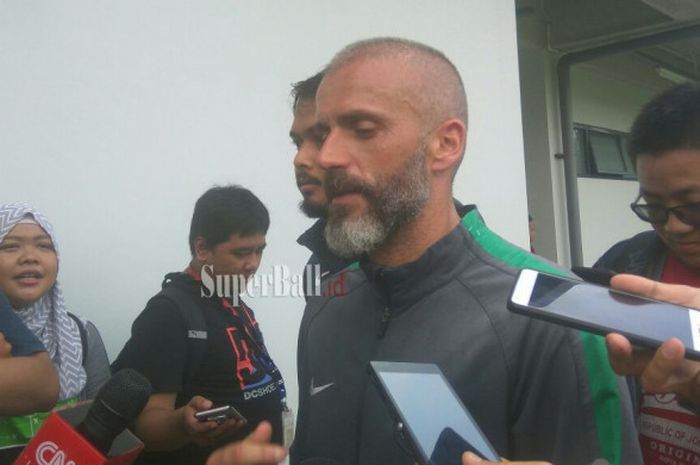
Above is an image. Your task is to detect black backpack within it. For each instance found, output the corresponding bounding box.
[158,278,208,384]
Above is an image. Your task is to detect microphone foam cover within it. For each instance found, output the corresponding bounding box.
[97,368,152,422]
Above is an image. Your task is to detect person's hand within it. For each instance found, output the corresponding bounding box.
[184,396,246,446]
[0,332,12,358]
[605,274,700,404]
[461,451,551,465]
[206,421,286,465]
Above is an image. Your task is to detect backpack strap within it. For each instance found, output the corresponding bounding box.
[158,282,208,386]
[67,312,88,367]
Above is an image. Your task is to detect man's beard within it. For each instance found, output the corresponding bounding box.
[299,198,327,219]
[323,143,431,258]
[296,170,328,219]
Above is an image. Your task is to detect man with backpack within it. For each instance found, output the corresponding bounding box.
[112,185,286,465]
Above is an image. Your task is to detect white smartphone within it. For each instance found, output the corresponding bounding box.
[369,361,499,465]
[508,268,700,361]
[194,405,246,424]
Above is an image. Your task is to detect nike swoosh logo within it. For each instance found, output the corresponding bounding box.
[320,271,331,278]
[310,378,334,396]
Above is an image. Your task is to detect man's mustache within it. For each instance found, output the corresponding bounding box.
[325,169,373,199]
[295,170,322,188]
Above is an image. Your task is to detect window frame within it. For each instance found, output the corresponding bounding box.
[573,123,636,180]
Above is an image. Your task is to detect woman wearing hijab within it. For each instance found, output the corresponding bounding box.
[0,203,110,459]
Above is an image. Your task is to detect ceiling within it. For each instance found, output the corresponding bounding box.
[516,0,700,81]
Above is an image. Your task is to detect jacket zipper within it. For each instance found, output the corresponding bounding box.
[378,306,392,338]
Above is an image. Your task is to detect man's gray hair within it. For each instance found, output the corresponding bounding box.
[325,37,468,128]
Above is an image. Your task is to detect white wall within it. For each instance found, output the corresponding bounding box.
[571,60,664,132]
[577,178,645,265]
[0,0,527,415]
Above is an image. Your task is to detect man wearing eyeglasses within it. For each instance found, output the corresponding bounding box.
[595,82,700,464]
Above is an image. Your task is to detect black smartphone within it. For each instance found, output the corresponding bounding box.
[194,405,246,423]
[508,268,700,361]
[571,266,616,286]
[368,361,499,465]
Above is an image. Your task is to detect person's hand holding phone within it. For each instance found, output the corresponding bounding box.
[606,274,700,405]
[185,396,246,446]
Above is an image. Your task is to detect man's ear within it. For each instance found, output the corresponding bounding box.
[429,119,467,174]
[193,237,210,262]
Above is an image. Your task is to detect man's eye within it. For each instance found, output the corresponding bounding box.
[38,243,55,251]
[0,243,18,252]
[316,130,329,143]
[354,125,377,138]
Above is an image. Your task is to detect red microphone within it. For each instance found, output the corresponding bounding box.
[14,369,151,465]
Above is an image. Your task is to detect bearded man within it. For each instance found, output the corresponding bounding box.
[290,37,641,465]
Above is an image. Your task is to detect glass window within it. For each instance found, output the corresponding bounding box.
[589,132,626,175]
[571,124,636,180]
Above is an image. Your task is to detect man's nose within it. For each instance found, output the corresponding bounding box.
[318,130,350,171]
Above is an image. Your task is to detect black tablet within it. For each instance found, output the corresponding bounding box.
[369,361,499,465]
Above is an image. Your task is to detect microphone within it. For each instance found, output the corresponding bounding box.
[14,369,152,465]
[76,368,152,454]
